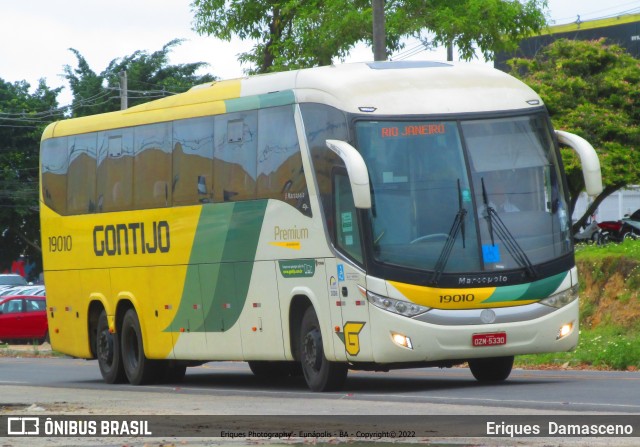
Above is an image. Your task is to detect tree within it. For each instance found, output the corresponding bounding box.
[64,39,216,117]
[401,0,548,61]
[0,41,215,274]
[508,39,640,231]
[191,0,548,74]
[0,78,62,273]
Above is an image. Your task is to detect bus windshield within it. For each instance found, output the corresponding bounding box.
[355,114,571,276]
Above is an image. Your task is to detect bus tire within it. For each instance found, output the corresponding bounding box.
[120,308,159,385]
[468,356,514,382]
[299,307,348,392]
[96,310,126,384]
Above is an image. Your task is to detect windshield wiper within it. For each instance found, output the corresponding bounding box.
[432,179,467,285]
[481,178,537,278]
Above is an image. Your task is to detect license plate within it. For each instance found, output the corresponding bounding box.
[472,332,507,347]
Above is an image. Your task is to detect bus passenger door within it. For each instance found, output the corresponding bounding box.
[330,171,373,362]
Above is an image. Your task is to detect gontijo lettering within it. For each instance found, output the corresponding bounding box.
[93,221,170,256]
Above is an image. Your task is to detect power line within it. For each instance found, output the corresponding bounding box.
[553,2,640,25]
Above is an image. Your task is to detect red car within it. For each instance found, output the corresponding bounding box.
[0,295,48,344]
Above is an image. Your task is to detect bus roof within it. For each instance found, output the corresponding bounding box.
[43,61,543,139]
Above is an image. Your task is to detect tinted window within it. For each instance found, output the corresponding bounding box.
[257,106,310,216]
[134,123,172,209]
[334,172,363,263]
[214,111,258,201]
[173,117,215,205]
[67,133,97,214]
[356,120,480,272]
[41,137,68,215]
[97,129,134,212]
[462,115,571,268]
[300,104,349,236]
[1,299,23,314]
[26,299,45,311]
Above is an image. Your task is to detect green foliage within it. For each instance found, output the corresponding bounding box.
[0,40,216,271]
[191,0,548,74]
[517,243,640,370]
[64,39,216,117]
[575,238,640,261]
[516,326,640,370]
[0,78,62,270]
[509,39,640,226]
[403,0,548,61]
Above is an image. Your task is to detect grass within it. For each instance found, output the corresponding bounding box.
[516,326,640,370]
[515,239,640,371]
[574,238,640,260]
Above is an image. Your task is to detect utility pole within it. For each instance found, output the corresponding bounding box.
[372,0,386,61]
[119,71,128,110]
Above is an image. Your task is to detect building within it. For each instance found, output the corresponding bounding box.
[495,13,640,71]
[496,13,640,225]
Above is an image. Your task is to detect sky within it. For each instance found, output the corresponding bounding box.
[1,0,639,107]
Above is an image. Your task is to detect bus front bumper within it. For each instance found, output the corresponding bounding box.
[367,299,579,364]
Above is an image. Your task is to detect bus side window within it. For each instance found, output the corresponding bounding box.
[300,103,349,232]
[134,123,172,209]
[97,130,134,212]
[41,136,69,215]
[172,117,215,205]
[333,171,363,264]
[67,134,97,214]
[257,105,310,216]
[214,111,258,201]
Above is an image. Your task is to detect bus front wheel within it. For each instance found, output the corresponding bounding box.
[468,356,514,382]
[120,308,159,385]
[96,310,126,384]
[299,307,348,392]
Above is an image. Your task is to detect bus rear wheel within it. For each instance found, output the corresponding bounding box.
[299,307,348,392]
[96,310,126,384]
[121,308,159,385]
[468,356,514,382]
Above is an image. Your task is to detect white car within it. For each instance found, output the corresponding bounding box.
[0,274,27,287]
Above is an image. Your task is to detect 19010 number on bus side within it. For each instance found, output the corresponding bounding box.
[48,235,72,252]
[440,294,475,303]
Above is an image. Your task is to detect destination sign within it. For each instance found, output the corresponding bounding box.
[381,124,446,138]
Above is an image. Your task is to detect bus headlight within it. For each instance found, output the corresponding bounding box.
[367,291,430,317]
[540,284,579,309]
[557,322,574,340]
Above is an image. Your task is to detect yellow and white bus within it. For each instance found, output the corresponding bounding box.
[40,61,601,391]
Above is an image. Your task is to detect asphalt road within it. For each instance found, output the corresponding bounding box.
[1,356,639,447]
[0,355,639,414]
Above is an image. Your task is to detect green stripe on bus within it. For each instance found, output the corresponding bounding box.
[166,200,268,333]
[225,90,296,113]
[483,272,567,303]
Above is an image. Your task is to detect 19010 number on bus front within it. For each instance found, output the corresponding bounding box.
[48,235,72,252]
[439,294,475,303]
